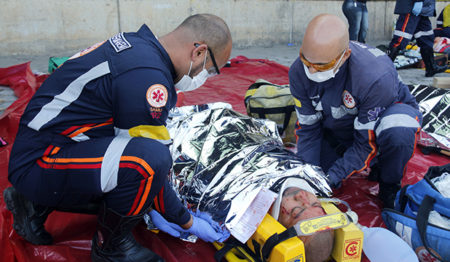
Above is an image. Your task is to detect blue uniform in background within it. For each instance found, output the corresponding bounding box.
[8,25,190,225]
[290,41,422,188]
[434,4,450,38]
[390,0,436,51]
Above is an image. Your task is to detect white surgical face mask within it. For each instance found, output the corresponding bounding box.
[175,51,212,92]
[303,50,346,83]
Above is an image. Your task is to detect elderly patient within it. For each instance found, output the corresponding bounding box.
[150,104,335,262]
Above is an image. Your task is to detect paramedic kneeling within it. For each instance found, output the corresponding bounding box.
[289,14,422,208]
[3,14,232,262]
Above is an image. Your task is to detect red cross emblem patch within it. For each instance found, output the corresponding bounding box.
[342,90,356,109]
[146,84,168,108]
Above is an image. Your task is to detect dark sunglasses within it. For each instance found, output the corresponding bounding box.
[194,43,221,75]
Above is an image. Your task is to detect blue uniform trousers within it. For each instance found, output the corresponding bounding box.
[9,136,171,216]
[320,103,422,185]
[390,14,435,50]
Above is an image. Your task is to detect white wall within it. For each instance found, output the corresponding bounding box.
[0,0,448,55]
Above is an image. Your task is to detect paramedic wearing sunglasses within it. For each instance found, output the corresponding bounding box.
[4,14,232,262]
[289,14,422,209]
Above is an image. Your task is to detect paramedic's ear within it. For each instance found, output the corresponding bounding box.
[191,43,208,62]
[337,48,352,69]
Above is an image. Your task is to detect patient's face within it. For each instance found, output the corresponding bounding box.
[278,187,326,228]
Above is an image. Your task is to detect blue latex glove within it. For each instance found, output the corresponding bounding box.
[148,209,184,238]
[187,210,230,243]
[412,2,423,16]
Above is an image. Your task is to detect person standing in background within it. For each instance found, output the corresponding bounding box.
[342,0,368,43]
[387,0,447,77]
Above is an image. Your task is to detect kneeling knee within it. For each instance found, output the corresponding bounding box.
[126,138,173,175]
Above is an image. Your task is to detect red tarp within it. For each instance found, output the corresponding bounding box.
[0,58,448,262]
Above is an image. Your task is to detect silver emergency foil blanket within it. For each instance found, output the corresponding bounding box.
[166,103,332,226]
[409,85,450,150]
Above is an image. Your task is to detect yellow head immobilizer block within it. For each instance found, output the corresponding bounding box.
[215,201,364,262]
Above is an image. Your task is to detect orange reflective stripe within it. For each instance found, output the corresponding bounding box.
[120,156,155,176]
[50,146,60,155]
[42,156,103,163]
[133,177,153,215]
[394,14,410,48]
[345,130,377,180]
[68,119,113,138]
[127,179,146,216]
[294,120,301,144]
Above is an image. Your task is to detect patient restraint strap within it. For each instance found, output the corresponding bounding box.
[214,241,237,262]
[260,227,298,261]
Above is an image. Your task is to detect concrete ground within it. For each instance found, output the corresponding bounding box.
[1,42,449,115]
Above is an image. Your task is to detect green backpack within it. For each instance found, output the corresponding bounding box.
[244,79,297,147]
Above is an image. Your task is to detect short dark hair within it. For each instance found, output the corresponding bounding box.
[177,13,232,54]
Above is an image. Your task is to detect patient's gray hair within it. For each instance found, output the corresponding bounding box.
[303,230,334,262]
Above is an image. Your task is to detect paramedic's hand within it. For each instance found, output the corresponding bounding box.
[412,2,423,16]
[148,209,184,238]
[187,210,230,243]
[325,172,341,189]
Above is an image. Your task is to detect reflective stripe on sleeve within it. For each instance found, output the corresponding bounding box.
[354,117,376,131]
[295,109,322,125]
[331,105,358,119]
[375,114,420,137]
[28,61,110,131]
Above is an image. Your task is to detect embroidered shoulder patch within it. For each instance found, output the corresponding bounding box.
[146,84,168,108]
[109,33,132,53]
[342,90,356,109]
[367,107,385,122]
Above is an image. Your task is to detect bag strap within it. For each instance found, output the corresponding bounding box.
[282,108,293,135]
[416,195,443,261]
[248,106,295,135]
[398,185,409,212]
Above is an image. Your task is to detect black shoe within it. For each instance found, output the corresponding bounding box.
[3,187,53,245]
[425,64,448,77]
[378,182,401,209]
[91,203,164,262]
[421,47,448,77]
[386,46,400,62]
